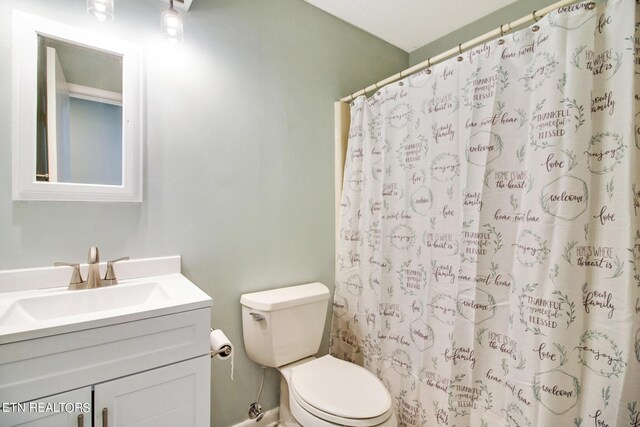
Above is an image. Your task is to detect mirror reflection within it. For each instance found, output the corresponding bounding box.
[36,35,123,186]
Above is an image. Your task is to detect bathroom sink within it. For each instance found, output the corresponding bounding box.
[0,281,170,327]
[0,257,212,344]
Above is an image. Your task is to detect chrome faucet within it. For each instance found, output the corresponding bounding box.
[85,246,101,289]
[55,247,129,290]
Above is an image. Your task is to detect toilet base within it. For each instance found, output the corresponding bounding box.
[277,358,314,427]
[278,374,301,427]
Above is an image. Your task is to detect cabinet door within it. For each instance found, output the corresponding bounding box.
[1,387,91,427]
[94,355,210,427]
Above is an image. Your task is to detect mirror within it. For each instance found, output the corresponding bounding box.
[12,12,142,202]
[37,36,124,186]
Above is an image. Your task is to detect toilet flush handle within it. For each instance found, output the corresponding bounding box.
[249,313,265,321]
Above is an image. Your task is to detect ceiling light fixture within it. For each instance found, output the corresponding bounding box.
[87,0,114,22]
[161,0,184,43]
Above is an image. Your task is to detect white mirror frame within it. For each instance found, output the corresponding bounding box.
[12,11,142,202]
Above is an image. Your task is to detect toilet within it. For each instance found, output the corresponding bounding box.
[240,283,396,427]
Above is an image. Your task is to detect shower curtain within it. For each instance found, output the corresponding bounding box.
[331,0,640,426]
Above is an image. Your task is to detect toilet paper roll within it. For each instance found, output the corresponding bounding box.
[210,329,234,380]
[210,329,233,359]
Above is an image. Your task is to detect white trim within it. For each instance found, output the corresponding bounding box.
[46,46,63,182]
[334,102,349,274]
[12,11,143,202]
[67,83,123,106]
[230,408,280,427]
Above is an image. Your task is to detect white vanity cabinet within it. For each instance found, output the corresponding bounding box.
[94,355,209,427]
[2,355,209,427]
[1,387,92,427]
[0,272,212,427]
[1,308,211,427]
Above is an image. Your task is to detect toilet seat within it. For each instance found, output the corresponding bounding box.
[289,355,393,426]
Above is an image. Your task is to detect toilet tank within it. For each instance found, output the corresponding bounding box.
[240,283,330,367]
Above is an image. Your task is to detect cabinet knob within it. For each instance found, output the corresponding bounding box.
[102,408,109,427]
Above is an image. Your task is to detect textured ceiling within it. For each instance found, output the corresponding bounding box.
[302,0,519,52]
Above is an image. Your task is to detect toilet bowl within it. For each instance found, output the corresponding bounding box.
[240,283,396,427]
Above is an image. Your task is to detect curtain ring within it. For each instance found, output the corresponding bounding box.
[457,44,463,62]
[426,58,432,74]
[531,10,541,32]
[498,24,505,45]
[532,10,540,22]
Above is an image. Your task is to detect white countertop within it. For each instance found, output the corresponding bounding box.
[0,256,212,344]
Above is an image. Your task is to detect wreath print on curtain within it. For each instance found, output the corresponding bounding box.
[331,1,640,426]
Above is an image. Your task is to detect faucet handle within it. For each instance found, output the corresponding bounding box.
[54,262,84,289]
[103,257,130,285]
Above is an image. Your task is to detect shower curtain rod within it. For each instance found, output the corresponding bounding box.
[340,0,591,103]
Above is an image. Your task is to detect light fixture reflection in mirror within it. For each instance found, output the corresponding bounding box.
[87,0,114,22]
[162,0,184,43]
[36,36,124,186]
[87,0,113,22]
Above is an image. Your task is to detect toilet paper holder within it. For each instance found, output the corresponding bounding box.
[210,328,234,380]
[211,345,232,359]
[209,328,233,359]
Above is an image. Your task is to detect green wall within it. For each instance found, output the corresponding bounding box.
[0,0,407,425]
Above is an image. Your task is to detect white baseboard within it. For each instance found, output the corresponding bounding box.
[230,407,280,427]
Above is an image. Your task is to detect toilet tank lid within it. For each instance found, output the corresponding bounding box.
[240,282,330,311]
